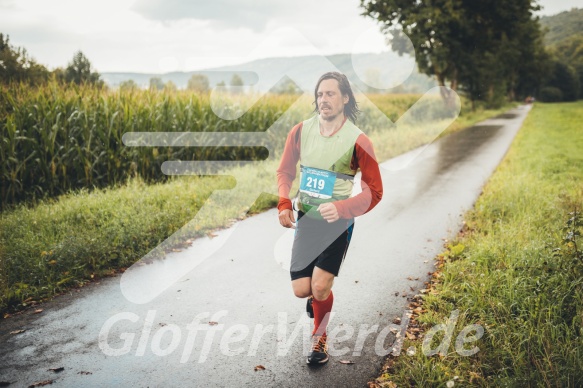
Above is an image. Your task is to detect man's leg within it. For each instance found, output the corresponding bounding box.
[291,277,312,298]
[311,266,334,336]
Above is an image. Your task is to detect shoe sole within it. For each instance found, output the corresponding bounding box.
[306,356,329,365]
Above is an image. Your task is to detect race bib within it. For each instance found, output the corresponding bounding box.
[299,167,336,199]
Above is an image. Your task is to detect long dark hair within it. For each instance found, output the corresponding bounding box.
[313,72,360,124]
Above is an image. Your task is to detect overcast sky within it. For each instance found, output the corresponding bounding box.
[1,0,581,74]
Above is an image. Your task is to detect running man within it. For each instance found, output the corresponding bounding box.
[277,72,383,365]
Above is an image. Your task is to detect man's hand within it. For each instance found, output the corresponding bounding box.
[279,209,296,228]
[317,202,340,223]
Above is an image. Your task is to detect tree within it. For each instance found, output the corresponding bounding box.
[187,74,210,92]
[551,35,583,99]
[164,80,177,92]
[0,33,49,85]
[149,77,164,91]
[543,60,580,101]
[270,77,302,95]
[65,50,102,86]
[119,79,138,92]
[360,0,548,107]
[230,73,244,94]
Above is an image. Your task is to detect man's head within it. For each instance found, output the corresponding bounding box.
[313,72,360,123]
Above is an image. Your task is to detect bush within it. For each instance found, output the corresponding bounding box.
[539,86,564,102]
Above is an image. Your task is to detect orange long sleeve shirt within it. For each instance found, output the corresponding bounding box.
[276,120,383,219]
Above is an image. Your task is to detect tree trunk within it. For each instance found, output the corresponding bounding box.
[436,72,458,111]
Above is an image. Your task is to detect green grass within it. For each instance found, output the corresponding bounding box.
[0,90,516,316]
[371,102,583,387]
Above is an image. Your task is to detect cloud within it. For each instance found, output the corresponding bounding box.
[0,0,15,8]
[536,0,583,16]
[131,0,291,32]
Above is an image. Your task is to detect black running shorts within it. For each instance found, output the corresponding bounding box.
[290,210,355,280]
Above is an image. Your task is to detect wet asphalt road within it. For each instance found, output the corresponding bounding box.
[0,105,531,387]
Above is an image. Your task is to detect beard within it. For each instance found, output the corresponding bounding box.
[319,106,342,121]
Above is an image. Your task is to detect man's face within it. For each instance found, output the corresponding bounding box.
[317,78,349,122]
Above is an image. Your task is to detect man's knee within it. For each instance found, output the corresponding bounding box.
[293,288,311,298]
[311,281,331,300]
[291,278,312,298]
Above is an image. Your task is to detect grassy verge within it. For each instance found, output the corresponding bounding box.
[370,101,583,387]
[0,95,517,317]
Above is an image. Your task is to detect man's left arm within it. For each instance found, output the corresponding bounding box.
[334,133,383,218]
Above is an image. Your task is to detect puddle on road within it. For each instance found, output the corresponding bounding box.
[434,125,503,174]
[494,113,518,119]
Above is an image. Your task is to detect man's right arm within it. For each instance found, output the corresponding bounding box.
[276,122,302,213]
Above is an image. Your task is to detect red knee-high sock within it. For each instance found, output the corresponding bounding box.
[312,291,333,337]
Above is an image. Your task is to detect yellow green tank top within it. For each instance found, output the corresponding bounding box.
[297,115,362,219]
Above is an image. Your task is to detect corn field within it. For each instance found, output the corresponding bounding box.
[0,82,306,208]
[0,81,420,209]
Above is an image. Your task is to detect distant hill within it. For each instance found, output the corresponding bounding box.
[539,8,583,46]
[101,53,436,93]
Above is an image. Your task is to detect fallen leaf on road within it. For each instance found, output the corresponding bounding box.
[208,321,218,326]
[339,360,355,364]
[394,292,399,296]
[33,309,43,314]
[77,371,92,375]
[254,365,265,371]
[392,317,401,324]
[9,329,25,335]
[28,380,53,387]
[47,367,64,373]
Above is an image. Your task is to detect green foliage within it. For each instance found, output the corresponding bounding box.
[269,77,302,95]
[119,79,138,92]
[0,82,306,208]
[547,35,583,99]
[539,86,564,102]
[149,77,164,91]
[0,33,49,85]
[539,8,583,46]
[542,60,580,101]
[359,1,550,107]
[230,73,244,94]
[164,80,177,92]
[64,51,102,87]
[230,73,243,87]
[187,74,210,93]
[380,101,583,386]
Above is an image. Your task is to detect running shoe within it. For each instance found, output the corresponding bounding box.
[307,334,329,364]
